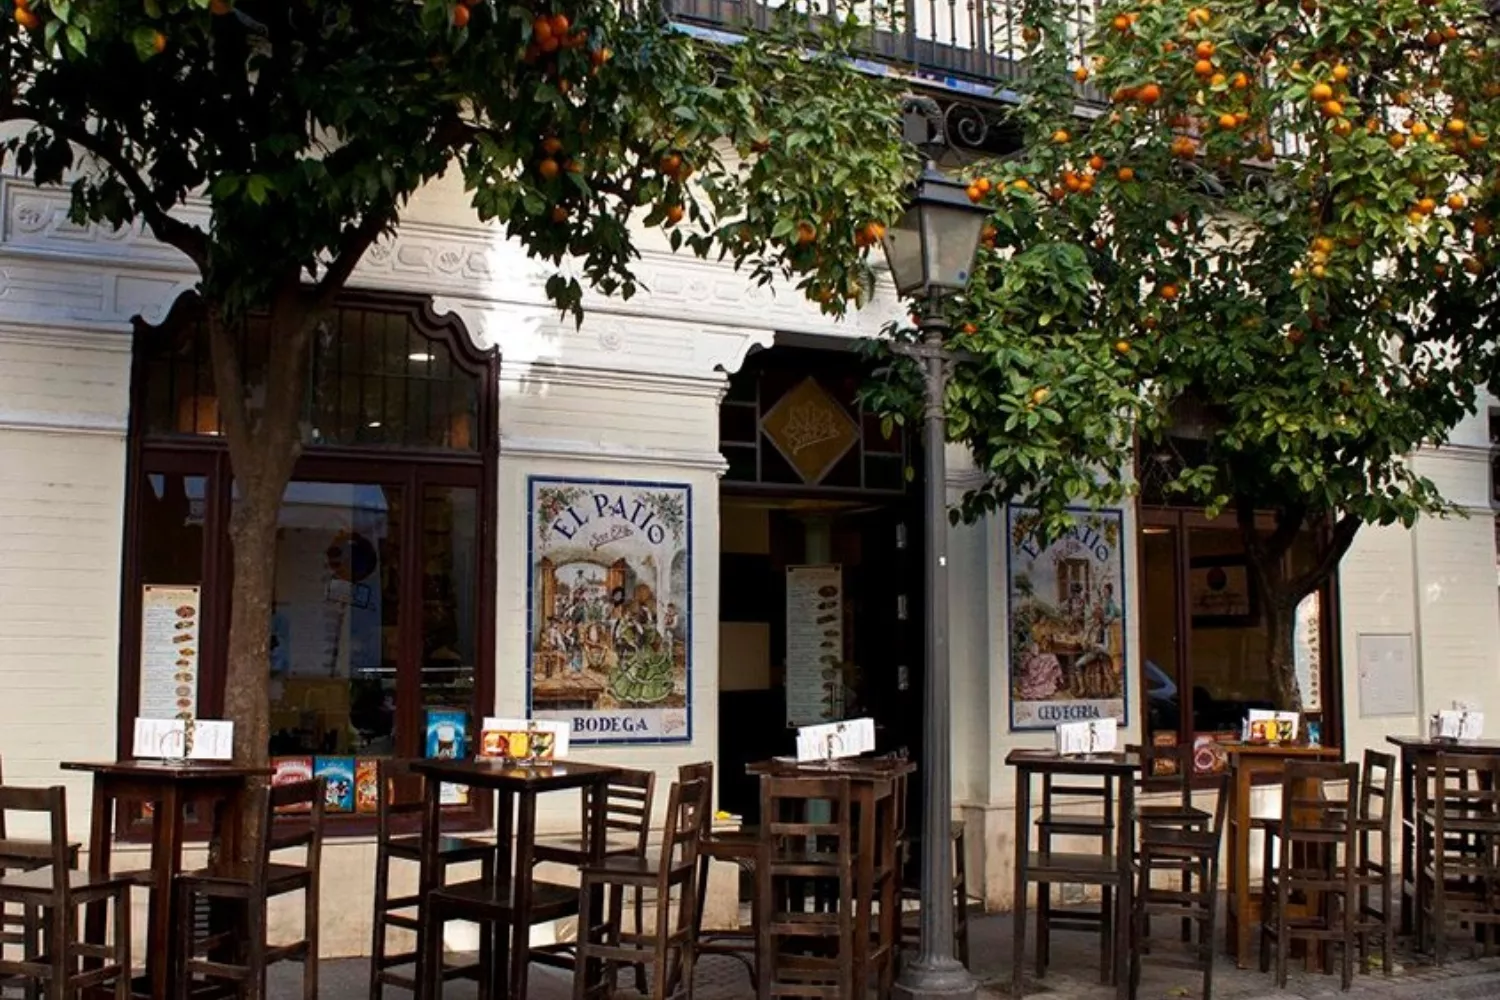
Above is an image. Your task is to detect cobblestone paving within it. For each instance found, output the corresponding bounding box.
[279,907,1500,999]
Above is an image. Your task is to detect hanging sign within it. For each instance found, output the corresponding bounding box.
[527,477,692,744]
[1007,507,1128,731]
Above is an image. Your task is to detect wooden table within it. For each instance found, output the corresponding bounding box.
[61,759,268,1000]
[747,756,912,1000]
[1007,749,1139,1000]
[410,758,620,1000]
[1385,735,1500,938]
[1220,743,1342,968]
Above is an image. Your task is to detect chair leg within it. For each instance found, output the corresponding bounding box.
[50,896,69,1000]
[633,884,648,995]
[1200,859,1218,1000]
[175,885,193,1000]
[424,901,446,1000]
[369,851,387,1000]
[303,884,318,1000]
[22,901,41,1000]
[113,886,132,1000]
[1036,882,1050,978]
[574,878,595,1000]
[247,899,268,1000]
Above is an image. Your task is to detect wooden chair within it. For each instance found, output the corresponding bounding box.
[0,756,82,1000]
[1418,752,1500,964]
[756,774,856,1000]
[571,777,709,1000]
[532,767,655,990]
[1129,759,1229,1000]
[1258,760,1360,991]
[369,759,493,998]
[679,761,760,985]
[1029,766,1124,983]
[174,778,325,1000]
[1354,750,1395,976]
[0,785,133,999]
[1132,741,1214,945]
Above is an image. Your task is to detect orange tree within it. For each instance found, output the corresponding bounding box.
[3,1,910,811]
[868,0,1500,710]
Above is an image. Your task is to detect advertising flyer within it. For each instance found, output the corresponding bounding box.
[425,708,470,806]
[528,478,692,744]
[313,757,356,813]
[785,565,844,727]
[1007,507,1128,730]
[139,584,201,721]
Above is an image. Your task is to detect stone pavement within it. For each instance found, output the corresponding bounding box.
[274,906,1500,999]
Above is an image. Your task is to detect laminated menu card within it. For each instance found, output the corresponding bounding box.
[1055,717,1118,756]
[480,717,571,760]
[794,718,875,763]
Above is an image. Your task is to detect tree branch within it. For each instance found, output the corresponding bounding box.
[312,207,394,307]
[3,103,210,271]
[1290,513,1361,600]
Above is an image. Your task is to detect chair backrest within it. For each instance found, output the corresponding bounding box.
[678,761,714,840]
[1133,741,1197,809]
[1276,760,1359,851]
[0,785,70,896]
[1428,753,1500,832]
[584,767,656,856]
[1040,768,1117,856]
[375,758,427,844]
[1359,749,1395,830]
[264,778,326,872]
[760,774,854,862]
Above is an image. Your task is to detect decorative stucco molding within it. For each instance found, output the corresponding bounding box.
[501,434,730,473]
[0,408,127,436]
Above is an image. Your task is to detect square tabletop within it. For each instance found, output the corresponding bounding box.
[60,759,271,781]
[409,758,620,792]
[1005,748,1141,775]
[1386,734,1500,754]
[746,756,917,778]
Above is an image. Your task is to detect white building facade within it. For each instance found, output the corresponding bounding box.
[2,158,1498,956]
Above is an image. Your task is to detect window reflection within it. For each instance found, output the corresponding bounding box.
[421,486,478,714]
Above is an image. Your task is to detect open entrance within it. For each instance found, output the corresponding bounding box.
[715,343,924,825]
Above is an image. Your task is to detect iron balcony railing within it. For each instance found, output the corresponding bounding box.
[661,0,1106,101]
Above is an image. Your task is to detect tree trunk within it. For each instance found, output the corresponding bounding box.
[1261,598,1303,714]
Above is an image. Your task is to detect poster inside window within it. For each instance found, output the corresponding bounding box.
[1007,506,1128,730]
[527,477,692,744]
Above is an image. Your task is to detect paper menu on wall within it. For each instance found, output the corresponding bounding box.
[785,565,844,728]
[795,718,875,762]
[138,585,201,721]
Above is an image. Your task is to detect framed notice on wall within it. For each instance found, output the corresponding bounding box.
[1006,507,1128,731]
[139,584,201,721]
[526,477,692,745]
[785,565,844,727]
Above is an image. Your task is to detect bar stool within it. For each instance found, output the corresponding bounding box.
[533,767,655,990]
[1128,760,1228,1000]
[1132,742,1212,945]
[756,774,856,1000]
[0,784,133,999]
[1259,760,1360,991]
[1418,752,1500,963]
[174,778,325,1000]
[571,777,709,1000]
[369,759,494,997]
[1353,750,1395,975]
[679,761,760,986]
[0,756,82,1000]
[1032,766,1122,983]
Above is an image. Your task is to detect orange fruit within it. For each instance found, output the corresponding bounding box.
[659,153,682,177]
[665,204,685,226]
[591,46,613,66]
[1389,133,1407,149]
[1310,83,1334,102]
[1447,119,1467,135]
[13,5,38,27]
[1465,256,1485,275]
[1407,210,1426,225]
[550,205,569,224]
[533,15,554,40]
[537,158,560,181]
[1231,72,1249,90]
[151,30,166,53]
[1333,119,1353,137]
[867,221,887,242]
[1030,387,1051,405]
[1075,66,1090,83]
[1063,171,1082,192]
[1052,129,1071,144]
[961,323,978,335]
[210,0,231,12]
[541,137,564,155]
[551,13,570,35]
[1311,264,1327,279]
[795,221,816,245]
[1188,6,1211,26]
[1159,283,1180,300]
[1195,41,1216,59]
[1443,25,1459,41]
[1088,155,1105,171]
[1417,197,1437,215]
[1448,194,1467,211]
[966,184,983,203]
[1331,64,1349,82]
[1410,121,1429,137]
[1210,73,1227,87]
[1138,83,1162,104]
[453,4,470,26]
[975,177,992,193]
[1475,217,1494,237]
[1117,166,1135,181]
[1218,113,1238,129]
[1013,179,1032,193]
[1112,13,1130,30]
[1470,133,1488,149]
[1194,59,1214,76]
[1114,340,1131,354]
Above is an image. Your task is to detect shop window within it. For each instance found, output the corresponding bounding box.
[121,293,497,830]
[1139,509,1335,761]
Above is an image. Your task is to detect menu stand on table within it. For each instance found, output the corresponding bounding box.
[61,759,268,1000]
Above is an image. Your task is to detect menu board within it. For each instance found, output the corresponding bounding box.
[1293,591,1322,712]
[785,565,843,727]
[139,585,201,721]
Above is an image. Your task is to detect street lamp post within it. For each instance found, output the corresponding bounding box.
[881,154,989,1000]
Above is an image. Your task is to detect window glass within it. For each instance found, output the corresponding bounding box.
[140,473,207,585]
[1186,527,1273,731]
[262,481,403,757]
[1139,524,1180,737]
[420,485,479,717]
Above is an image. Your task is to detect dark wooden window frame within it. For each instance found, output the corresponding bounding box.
[117,291,499,838]
[1136,504,1345,776]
